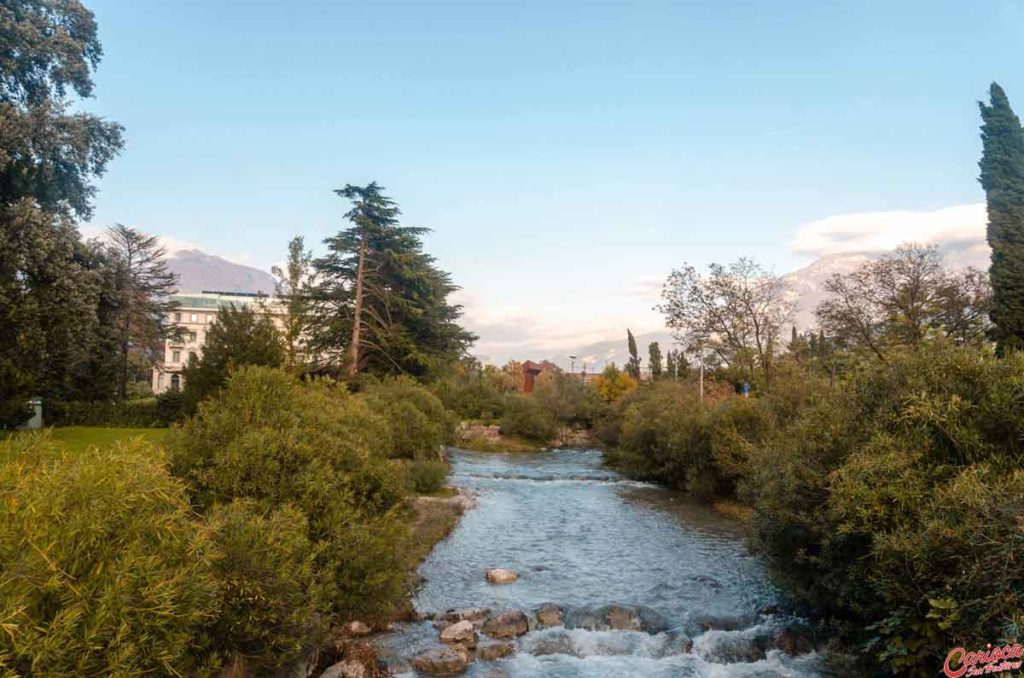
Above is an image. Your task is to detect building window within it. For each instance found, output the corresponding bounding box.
[172,350,181,363]
[170,374,180,390]
[188,351,196,362]
[174,312,181,322]
[188,331,197,343]
[190,313,199,322]
[207,314,214,323]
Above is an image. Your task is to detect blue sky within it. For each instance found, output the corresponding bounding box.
[83,0,1024,361]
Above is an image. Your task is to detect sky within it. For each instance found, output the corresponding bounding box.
[82,0,1024,362]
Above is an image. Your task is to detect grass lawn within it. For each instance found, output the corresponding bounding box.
[39,427,169,454]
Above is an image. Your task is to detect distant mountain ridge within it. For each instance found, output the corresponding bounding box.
[166,249,277,295]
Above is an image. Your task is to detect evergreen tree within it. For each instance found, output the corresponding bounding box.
[648,341,663,379]
[665,349,677,380]
[181,303,284,414]
[105,225,179,400]
[272,236,315,370]
[625,329,642,380]
[979,82,1024,353]
[311,183,476,379]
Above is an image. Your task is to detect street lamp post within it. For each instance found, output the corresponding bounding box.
[569,355,577,375]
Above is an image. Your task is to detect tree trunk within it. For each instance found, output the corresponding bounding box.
[347,232,367,378]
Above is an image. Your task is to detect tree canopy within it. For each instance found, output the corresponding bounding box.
[310,183,476,379]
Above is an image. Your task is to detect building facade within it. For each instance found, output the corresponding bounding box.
[151,291,283,394]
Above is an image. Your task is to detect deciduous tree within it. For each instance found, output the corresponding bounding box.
[660,258,792,388]
[272,236,315,369]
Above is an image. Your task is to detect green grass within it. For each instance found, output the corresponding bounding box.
[11,427,171,454]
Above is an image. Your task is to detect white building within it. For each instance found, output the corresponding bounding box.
[151,291,283,394]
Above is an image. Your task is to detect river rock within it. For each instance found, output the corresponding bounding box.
[343,620,372,636]
[687,612,751,634]
[534,603,564,627]
[438,607,491,628]
[411,645,469,674]
[563,604,668,634]
[774,626,815,655]
[440,620,477,648]
[524,629,574,656]
[319,660,366,678]
[602,604,643,631]
[634,605,670,634]
[485,568,519,584]
[482,609,530,638]
[476,640,515,661]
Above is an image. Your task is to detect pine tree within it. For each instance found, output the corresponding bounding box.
[979,82,1024,352]
[648,342,663,379]
[311,183,476,378]
[625,329,642,380]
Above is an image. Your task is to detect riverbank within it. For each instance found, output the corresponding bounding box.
[295,484,476,678]
[456,422,599,453]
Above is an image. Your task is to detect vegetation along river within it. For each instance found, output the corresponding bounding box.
[374,448,824,676]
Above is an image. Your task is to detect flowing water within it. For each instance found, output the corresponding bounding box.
[374,448,824,677]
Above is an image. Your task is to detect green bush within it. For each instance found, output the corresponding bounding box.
[364,377,454,459]
[432,378,507,420]
[208,500,326,670]
[46,398,163,427]
[168,366,409,618]
[406,459,449,494]
[155,388,186,424]
[750,346,1024,674]
[500,394,558,443]
[0,435,220,676]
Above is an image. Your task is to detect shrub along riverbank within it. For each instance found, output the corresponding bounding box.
[601,345,1024,675]
[0,366,461,676]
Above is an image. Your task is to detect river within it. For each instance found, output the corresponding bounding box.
[374,448,825,677]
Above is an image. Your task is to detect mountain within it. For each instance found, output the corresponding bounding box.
[166,249,277,295]
[779,252,874,330]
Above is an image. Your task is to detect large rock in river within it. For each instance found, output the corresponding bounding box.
[440,620,477,648]
[482,609,530,638]
[437,607,491,629]
[534,603,564,627]
[411,645,470,674]
[564,604,668,634]
[485,568,519,584]
[476,640,516,661]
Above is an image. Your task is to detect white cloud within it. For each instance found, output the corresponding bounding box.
[791,203,986,258]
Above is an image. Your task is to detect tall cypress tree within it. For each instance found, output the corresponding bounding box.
[648,341,663,379]
[979,82,1024,353]
[625,329,641,380]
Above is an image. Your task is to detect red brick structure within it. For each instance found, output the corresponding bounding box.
[521,360,559,394]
